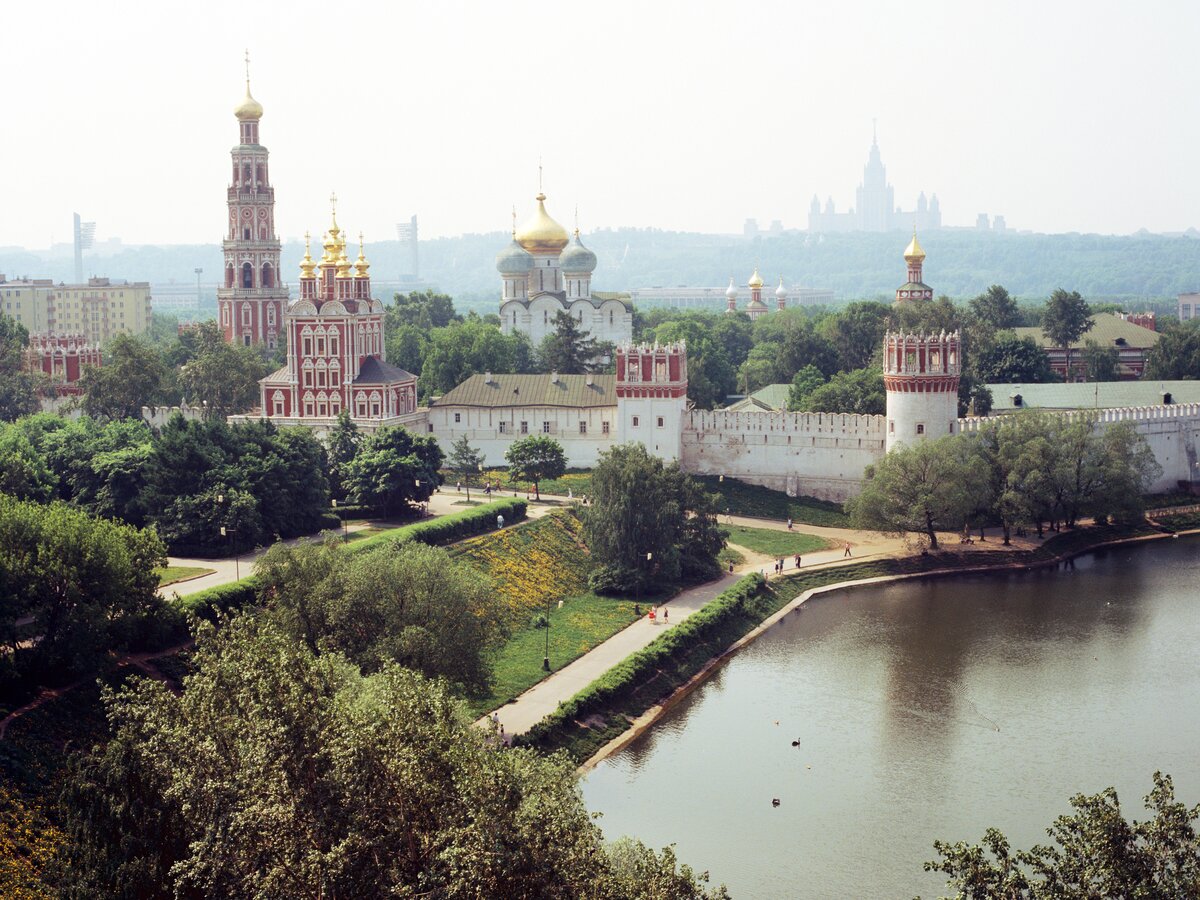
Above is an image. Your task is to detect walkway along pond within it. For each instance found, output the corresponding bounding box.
[580,533,1200,898]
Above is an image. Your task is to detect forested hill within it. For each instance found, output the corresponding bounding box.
[4,228,1198,304]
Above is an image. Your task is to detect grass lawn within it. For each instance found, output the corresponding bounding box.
[718,546,745,568]
[465,592,639,718]
[452,500,483,506]
[155,565,215,587]
[695,475,850,527]
[722,525,833,557]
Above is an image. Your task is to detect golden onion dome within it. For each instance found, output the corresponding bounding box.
[515,193,570,253]
[299,232,317,278]
[904,229,926,260]
[354,234,370,278]
[748,266,764,289]
[234,84,264,121]
[335,247,353,279]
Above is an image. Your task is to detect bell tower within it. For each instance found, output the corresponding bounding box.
[616,341,689,461]
[217,52,288,348]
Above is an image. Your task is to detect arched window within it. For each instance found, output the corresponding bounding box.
[329,333,339,356]
[262,264,273,288]
[225,265,235,288]
[241,304,251,326]
[241,262,253,289]
[272,391,285,416]
[243,165,251,184]
[267,305,276,325]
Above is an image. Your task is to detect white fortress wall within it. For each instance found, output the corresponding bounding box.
[957,403,1200,492]
[680,409,887,502]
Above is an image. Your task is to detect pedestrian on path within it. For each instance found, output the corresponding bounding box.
[778,558,784,574]
[787,518,793,531]
[497,514,504,529]
[728,561,734,574]
[663,607,668,622]
[844,542,852,557]
[794,554,801,569]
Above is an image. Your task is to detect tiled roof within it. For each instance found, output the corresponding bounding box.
[1013,313,1160,351]
[354,357,416,385]
[432,373,616,408]
[988,380,1200,411]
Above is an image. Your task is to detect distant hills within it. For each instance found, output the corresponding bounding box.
[3,229,1197,307]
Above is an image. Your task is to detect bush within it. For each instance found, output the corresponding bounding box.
[518,573,764,747]
[588,564,644,596]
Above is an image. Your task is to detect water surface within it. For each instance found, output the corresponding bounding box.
[582,536,1200,898]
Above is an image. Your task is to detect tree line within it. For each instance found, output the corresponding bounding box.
[848,412,1162,548]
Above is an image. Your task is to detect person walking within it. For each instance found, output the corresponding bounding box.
[497,514,504,529]
[794,554,801,569]
[843,542,852,558]
[663,607,668,622]
[778,557,785,574]
[787,518,793,531]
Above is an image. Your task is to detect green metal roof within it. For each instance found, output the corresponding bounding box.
[1013,313,1160,350]
[988,379,1200,411]
[432,373,616,409]
[723,383,791,412]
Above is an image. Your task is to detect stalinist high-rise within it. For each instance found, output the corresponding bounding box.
[217,60,288,348]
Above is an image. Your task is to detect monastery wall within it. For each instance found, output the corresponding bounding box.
[957,403,1200,492]
[680,409,887,501]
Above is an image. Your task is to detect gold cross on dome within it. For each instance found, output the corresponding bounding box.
[244,49,251,84]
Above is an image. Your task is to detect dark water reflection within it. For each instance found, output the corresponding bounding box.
[581,537,1200,899]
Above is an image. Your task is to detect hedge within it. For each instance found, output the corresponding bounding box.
[516,573,765,746]
[345,498,527,554]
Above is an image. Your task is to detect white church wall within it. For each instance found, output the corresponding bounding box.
[425,404,617,468]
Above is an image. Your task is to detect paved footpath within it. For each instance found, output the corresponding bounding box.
[160,490,558,599]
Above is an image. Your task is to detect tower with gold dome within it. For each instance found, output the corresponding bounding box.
[497,188,632,348]
[894,229,934,304]
[217,57,289,348]
[255,199,418,427]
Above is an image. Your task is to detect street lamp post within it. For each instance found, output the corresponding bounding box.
[194,267,203,308]
[542,593,551,672]
[332,498,347,538]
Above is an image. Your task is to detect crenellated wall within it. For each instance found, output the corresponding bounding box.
[680,409,887,501]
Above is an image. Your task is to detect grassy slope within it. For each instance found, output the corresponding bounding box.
[722,525,833,557]
[696,475,850,527]
[451,511,641,715]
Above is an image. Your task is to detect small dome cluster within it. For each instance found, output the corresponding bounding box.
[496,238,534,275]
[559,230,597,274]
[496,192,596,276]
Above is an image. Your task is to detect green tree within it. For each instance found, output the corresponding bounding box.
[178,320,270,417]
[0,312,40,422]
[820,301,891,371]
[786,364,827,411]
[418,318,531,399]
[59,615,727,899]
[847,435,980,549]
[800,367,886,415]
[1082,338,1120,381]
[973,333,1056,383]
[1041,289,1093,379]
[344,425,442,516]
[0,495,166,685]
[924,772,1200,899]
[1143,320,1200,380]
[968,284,1022,329]
[256,539,507,692]
[80,333,170,421]
[447,434,485,499]
[325,409,361,503]
[736,342,784,393]
[585,443,724,593]
[386,289,460,330]
[504,435,566,500]
[384,322,430,376]
[0,423,55,501]
[651,316,737,409]
[538,310,599,374]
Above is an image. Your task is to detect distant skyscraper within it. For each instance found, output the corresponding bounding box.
[73,213,95,284]
[395,215,419,281]
[217,58,288,348]
[809,129,941,233]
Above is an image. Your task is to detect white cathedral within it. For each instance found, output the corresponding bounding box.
[496,191,633,347]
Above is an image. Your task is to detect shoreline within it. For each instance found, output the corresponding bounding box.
[577,525,1200,774]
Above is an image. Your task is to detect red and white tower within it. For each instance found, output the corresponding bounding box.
[615,340,689,461]
[217,56,287,348]
[883,330,961,451]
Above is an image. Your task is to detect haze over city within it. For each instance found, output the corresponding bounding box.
[6,0,1199,248]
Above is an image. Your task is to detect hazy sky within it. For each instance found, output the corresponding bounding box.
[5,0,1198,248]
